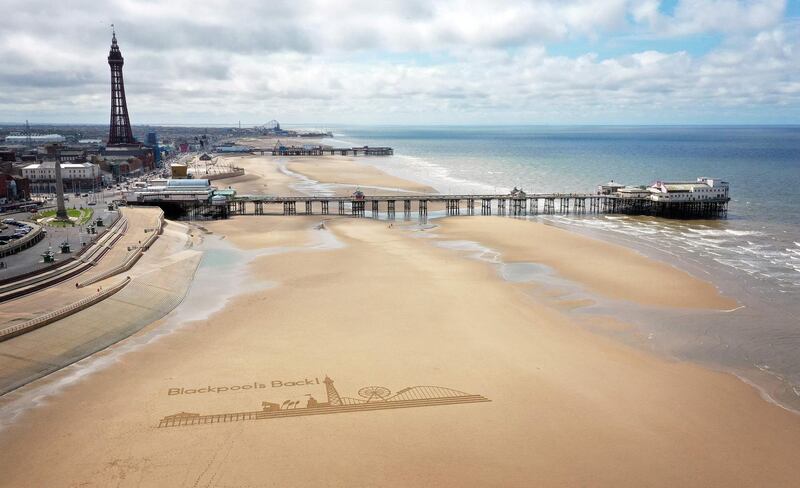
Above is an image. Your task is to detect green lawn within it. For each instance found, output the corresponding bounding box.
[36,208,94,227]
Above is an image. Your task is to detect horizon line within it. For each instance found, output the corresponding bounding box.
[1,122,799,128]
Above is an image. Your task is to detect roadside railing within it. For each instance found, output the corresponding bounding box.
[77,210,164,288]
[0,276,132,342]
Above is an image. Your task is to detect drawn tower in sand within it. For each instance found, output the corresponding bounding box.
[324,375,343,406]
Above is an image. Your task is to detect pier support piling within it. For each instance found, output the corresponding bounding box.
[481,199,492,215]
[512,198,525,216]
[351,200,365,217]
[419,200,428,219]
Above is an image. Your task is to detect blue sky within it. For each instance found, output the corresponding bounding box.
[0,0,798,125]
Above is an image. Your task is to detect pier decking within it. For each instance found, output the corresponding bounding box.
[261,146,394,156]
[159,192,729,220]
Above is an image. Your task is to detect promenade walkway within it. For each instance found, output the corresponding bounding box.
[0,207,162,327]
[0,220,201,395]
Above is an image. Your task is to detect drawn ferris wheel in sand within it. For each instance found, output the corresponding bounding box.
[358,386,391,402]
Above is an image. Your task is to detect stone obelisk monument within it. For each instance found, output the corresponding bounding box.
[54,156,68,220]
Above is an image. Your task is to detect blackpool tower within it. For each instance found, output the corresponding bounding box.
[107,28,135,145]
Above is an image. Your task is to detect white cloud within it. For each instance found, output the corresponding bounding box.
[0,0,796,123]
[634,0,787,36]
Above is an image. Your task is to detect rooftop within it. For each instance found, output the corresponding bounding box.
[659,182,710,191]
[167,179,210,187]
[23,161,94,169]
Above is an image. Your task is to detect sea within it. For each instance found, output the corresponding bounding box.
[317,125,800,410]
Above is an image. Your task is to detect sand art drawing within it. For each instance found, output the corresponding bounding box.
[158,376,490,428]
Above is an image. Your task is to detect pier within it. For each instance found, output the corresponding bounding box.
[154,191,729,221]
[126,177,730,221]
[261,145,394,156]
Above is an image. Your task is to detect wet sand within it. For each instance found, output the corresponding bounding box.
[287,156,437,194]
[436,216,738,310]
[215,153,437,197]
[0,150,797,487]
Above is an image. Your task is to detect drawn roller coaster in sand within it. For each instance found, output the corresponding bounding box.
[158,376,490,428]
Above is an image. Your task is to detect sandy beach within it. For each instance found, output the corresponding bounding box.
[0,150,798,487]
[287,156,437,194]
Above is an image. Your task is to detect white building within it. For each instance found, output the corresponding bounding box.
[5,134,66,143]
[597,180,626,195]
[616,186,652,198]
[22,160,102,193]
[124,179,215,203]
[649,177,729,202]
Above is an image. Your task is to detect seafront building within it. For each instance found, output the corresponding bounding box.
[22,161,102,193]
[0,174,30,202]
[124,179,218,203]
[4,134,66,144]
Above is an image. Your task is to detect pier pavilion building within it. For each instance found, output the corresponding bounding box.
[649,177,729,202]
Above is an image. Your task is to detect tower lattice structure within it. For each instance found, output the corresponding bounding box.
[107,29,135,145]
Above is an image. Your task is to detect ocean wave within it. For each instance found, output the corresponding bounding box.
[725,229,765,237]
[336,130,799,293]
[384,154,500,195]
